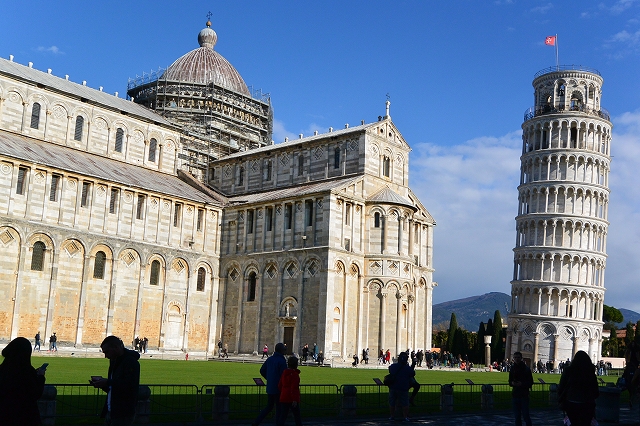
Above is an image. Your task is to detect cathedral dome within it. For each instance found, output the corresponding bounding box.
[162,20,250,96]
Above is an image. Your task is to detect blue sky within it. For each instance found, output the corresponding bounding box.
[2,1,639,312]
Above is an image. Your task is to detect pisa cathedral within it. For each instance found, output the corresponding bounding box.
[506,66,611,365]
[0,20,436,357]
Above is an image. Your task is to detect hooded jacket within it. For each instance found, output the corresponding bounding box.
[100,348,141,419]
[278,368,301,403]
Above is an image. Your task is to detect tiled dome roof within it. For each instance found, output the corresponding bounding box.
[367,187,417,210]
[162,20,250,96]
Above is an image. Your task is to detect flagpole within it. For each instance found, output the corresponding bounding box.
[555,34,559,70]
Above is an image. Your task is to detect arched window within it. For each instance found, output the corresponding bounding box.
[30,103,41,129]
[334,147,341,169]
[150,259,160,285]
[148,138,157,162]
[74,116,84,141]
[374,212,381,228]
[383,156,391,177]
[93,251,106,279]
[298,154,304,176]
[115,128,124,153]
[248,271,257,301]
[31,241,46,271]
[197,267,206,291]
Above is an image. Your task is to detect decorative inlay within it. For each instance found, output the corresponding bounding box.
[96,185,106,197]
[296,203,302,212]
[350,264,358,276]
[123,191,133,203]
[67,179,77,190]
[388,261,399,275]
[229,268,239,281]
[185,206,193,217]
[317,199,323,209]
[238,212,244,221]
[349,140,359,151]
[64,241,80,257]
[163,201,171,211]
[523,324,534,336]
[133,131,144,143]
[370,144,379,154]
[308,261,319,277]
[276,206,282,215]
[370,261,382,274]
[257,210,263,218]
[286,263,297,278]
[223,165,232,178]
[34,171,45,184]
[0,229,15,245]
[251,160,259,172]
[8,92,20,103]
[95,118,107,130]
[122,251,136,266]
[314,146,323,160]
[173,259,185,274]
[150,198,159,210]
[0,164,11,175]
[52,105,65,119]
[336,262,344,273]
[403,263,411,276]
[280,152,289,166]
[210,210,217,219]
[355,205,360,213]
[266,264,278,279]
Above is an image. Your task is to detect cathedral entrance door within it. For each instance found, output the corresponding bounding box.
[164,305,183,349]
[283,327,294,355]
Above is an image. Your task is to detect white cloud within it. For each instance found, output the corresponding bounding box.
[408,123,640,313]
[36,46,63,55]
[530,3,554,13]
[610,0,637,14]
[272,119,327,144]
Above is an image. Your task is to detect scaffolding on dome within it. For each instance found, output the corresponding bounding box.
[127,69,273,184]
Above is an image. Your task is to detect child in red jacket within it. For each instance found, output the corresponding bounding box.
[277,356,302,426]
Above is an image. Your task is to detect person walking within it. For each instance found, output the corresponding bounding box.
[262,344,269,359]
[252,342,287,426]
[558,350,599,426]
[387,351,415,421]
[277,356,302,426]
[509,351,533,426]
[0,337,47,426]
[218,339,223,358]
[34,332,41,352]
[49,333,57,352]
[91,335,140,426]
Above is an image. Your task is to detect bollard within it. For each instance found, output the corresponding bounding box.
[213,385,230,420]
[38,385,57,426]
[340,385,357,417]
[440,384,454,412]
[548,383,558,407]
[481,384,494,410]
[596,385,621,423]
[136,385,152,424]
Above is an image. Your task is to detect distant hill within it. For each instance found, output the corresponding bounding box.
[432,292,511,331]
[618,308,640,328]
[433,292,640,332]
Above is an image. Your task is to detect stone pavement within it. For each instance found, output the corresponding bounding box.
[301,407,639,426]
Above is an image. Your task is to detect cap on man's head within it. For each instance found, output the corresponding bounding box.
[275,343,286,353]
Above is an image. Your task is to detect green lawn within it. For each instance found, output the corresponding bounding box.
[29,356,571,386]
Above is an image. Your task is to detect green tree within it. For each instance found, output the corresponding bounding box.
[447,312,458,353]
[635,320,640,343]
[492,310,504,362]
[625,322,635,346]
[602,325,619,357]
[603,305,624,324]
[432,330,448,349]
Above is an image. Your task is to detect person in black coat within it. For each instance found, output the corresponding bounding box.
[558,350,599,426]
[0,336,47,426]
[91,335,140,426]
[509,351,533,426]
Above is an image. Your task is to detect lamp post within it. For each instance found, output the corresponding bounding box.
[484,335,492,368]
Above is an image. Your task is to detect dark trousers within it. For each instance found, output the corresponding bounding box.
[565,401,595,426]
[512,396,532,426]
[253,393,280,426]
[277,402,301,426]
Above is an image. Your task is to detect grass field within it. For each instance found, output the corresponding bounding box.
[29,356,568,386]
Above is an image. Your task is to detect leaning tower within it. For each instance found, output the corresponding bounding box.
[506,66,612,367]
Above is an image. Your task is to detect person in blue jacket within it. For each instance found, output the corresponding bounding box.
[252,342,287,426]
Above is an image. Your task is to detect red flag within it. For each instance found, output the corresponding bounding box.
[545,36,556,46]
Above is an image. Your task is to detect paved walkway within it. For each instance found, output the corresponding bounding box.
[301,407,639,426]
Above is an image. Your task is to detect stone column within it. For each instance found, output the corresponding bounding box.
[553,334,560,368]
[533,332,540,364]
[382,215,389,254]
[395,291,402,356]
[379,292,387,352]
